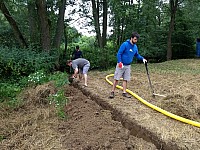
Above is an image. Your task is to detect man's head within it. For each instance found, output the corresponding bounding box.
[130,32,140,44]
[76,45,79,50]
[67,60,72,66]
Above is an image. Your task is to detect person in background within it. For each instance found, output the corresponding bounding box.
[109,32,147,99]
[71,45,83,60]
[67,58,90,87]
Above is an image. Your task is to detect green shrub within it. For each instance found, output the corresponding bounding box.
[27,70,48,86]
[48,71,69,87]
[0,82,21,102]
[48,89,68,119]
[0,47,57,78]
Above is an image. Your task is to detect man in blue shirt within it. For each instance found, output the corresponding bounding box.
[109,32,147,98]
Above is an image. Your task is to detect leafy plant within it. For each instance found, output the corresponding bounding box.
[0,135,5,142]
[48,71,69,87]
[0,82,21,102]
[48,90,68,119]
[27,70,48,86]
[0,47,57,78]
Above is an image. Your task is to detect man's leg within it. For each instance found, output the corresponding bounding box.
[109,80,118,98]
[112,80,118,92]
[122,80,127,93]
[79,73,83,81]
[109,64,124,98]
[122,65,131,98]
[82,64,90,86]
[122,80,131,98]
[84,74,87,86]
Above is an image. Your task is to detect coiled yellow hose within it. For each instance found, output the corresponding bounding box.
[106,74,200,128]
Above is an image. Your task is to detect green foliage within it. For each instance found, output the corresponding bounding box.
[0,80,21,100]
[0,135,5,142]
[0,47,57,78]
[48,89,68,119]
[66,36,117,69]
[0,70,71,119]
[1,0,200,70]
[25,71,70,119]
[0,27,16,47]
[27,70,48,86]
[47,72,70,119]
[48,71,69,87]
[81,42,117,70]
[20,70,69,88]
[65,25,81,45]
[0,81,23,109]
[168,8,197,59]
[6,98,23,109]
[172,31,195,59]
[138,30,168,62]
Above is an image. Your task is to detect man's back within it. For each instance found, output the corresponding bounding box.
[72,58,89,69]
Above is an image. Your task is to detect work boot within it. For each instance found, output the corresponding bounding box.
[122,93,131,98]
[109,91,115,99]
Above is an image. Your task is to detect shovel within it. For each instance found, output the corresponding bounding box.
[144,62,166,98]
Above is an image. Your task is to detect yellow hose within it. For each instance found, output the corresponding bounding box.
[106,74,200,128]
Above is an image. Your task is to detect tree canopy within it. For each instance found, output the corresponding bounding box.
[0,0,200,74]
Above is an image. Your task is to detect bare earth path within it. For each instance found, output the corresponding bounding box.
[1,60,200,149]
[82,63,200,150]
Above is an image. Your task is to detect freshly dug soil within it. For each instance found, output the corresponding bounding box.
[0,83,157,150]
[1,60,200,149]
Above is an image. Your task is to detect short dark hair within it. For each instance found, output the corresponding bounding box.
[131,32,140,39]
[76,45,79,49]
[67,60,72,65]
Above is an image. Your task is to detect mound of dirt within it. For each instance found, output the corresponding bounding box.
[0,83,60,149]
[0,82,157,149]
[61,86,157,149]
[85,69,200,149]
[1,62,200,149]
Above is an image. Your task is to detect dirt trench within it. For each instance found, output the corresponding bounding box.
[73,83,174,150]
[71,69,200,150]
[1,68,200,149]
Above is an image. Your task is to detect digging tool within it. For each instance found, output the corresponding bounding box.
[144,62,166,98]
[69,77,75,83]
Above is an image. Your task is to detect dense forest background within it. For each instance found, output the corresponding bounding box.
[1,0,200,75]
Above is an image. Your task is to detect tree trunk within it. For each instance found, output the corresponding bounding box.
[102,0,107,48]
[36,0,51,52]
[167,0,179,60]
[0,1,27,48]
[64,24,68,59]
[53,0,66,49]
[27,0,39,44]
[91,0,102,48]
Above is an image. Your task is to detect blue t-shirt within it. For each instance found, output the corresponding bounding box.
[117,39,144,65]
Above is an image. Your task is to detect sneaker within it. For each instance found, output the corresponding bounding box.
[122,93,131,98]
[109,92,115,99]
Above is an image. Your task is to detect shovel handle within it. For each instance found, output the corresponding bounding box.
[144,62,149,74]
[144,61,147,67]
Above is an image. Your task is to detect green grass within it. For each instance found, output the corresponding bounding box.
[93,59,200,76]
[0,135,5,141]
[0,71,70,115]
[131,59,200,75]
